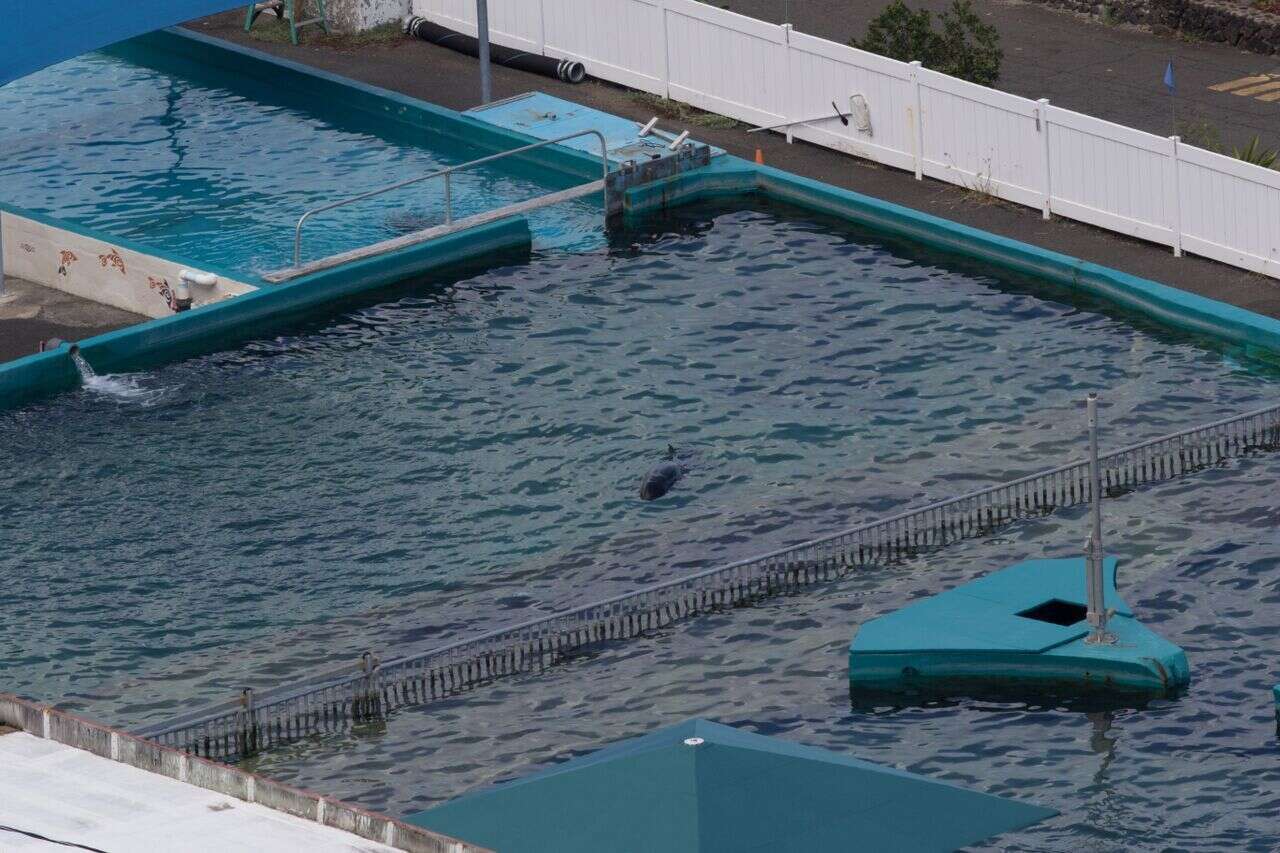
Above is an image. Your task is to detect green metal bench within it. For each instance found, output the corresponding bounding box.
[244,0,328,46]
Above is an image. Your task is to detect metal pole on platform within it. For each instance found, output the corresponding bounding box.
[0,208,6,297]
[476,0,492,105]
[1084,393,1113,644]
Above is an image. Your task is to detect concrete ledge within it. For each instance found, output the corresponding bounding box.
[0,206,256,319]
[46,710,113,759]
[0,692,489,853]
[117,732,188,780]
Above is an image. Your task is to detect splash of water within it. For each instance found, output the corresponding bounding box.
[70,350,170,404]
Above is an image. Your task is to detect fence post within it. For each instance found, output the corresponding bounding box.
[238,688,255,756]
[782,23,794,143]
[1169,135,1184,258]
[910,60,924,180]
[476,0,492,104]
[1037,98,1052,221]
[536,0,546,55]
[660,0,672,99]
[0,208,6,297]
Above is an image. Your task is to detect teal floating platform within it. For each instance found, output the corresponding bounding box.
[406,718,1055,853]
[849,557,1189,697]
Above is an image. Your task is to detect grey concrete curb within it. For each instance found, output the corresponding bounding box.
[1030,0,1280,56]
[0,692,489,853]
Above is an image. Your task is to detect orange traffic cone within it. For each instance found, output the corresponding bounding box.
[754,148,764,164]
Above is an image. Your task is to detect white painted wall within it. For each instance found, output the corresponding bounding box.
[326,0,409,32]
[412,0,1280,280]
[0,211,255,319]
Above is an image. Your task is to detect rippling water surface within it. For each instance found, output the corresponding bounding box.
[0,49,603,274]
[2,201,1278,849]
[253,455,1280,852]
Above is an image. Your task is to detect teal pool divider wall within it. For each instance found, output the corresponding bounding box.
[6,26,1280,412]
[0,216,532,407]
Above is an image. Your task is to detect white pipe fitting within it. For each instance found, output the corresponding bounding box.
[179,269,218,287]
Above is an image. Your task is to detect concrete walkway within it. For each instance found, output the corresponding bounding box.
[0,730,398,853]
[0,278,142,363]
[188,13,1280,321]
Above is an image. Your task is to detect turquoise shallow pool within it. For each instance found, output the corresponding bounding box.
[0,48,603,277]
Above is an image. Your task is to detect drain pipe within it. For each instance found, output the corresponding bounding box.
[477,0,492,104]
[1084,393,1114,644]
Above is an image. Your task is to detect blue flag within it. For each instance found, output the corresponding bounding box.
[1164,60,1176,93]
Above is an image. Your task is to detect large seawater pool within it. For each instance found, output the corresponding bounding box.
[3,43,1278,853]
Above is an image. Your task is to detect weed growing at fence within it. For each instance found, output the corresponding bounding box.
[1233,136,1279,169]
[853,0,1003,87]
[629,92,743,129]
[1176,112,1223,154]
[1176,113,1279,170]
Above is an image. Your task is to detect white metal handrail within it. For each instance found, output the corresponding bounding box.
[290,128,610,268]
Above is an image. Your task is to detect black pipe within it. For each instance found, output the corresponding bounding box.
[404,17,586,84]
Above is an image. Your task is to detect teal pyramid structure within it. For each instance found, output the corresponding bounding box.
[406,718,1055,852]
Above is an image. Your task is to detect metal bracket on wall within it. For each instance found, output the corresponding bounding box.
[605,143,713,222]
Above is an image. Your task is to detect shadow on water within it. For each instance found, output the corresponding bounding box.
[847,682,1182,716]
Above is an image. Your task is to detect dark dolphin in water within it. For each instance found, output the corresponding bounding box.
[639,444,684,501]
[384,209,436,234]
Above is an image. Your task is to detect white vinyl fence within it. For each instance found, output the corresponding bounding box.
[413,0,1280,280]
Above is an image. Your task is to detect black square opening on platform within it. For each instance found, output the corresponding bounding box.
[1016,599,1088,627]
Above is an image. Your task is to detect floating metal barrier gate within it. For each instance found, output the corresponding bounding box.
[137,401,1280,761]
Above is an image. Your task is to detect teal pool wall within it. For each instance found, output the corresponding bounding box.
[6,26,1280,410]
[108,29,608,188]
[0,216,532,407]
[620,157,1280,363]
[751,166,1280,364]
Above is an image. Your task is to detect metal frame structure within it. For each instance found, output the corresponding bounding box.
[289,128,611,269]
[1084,393,1115,644]
[244,0,329,46]
[476,0,491,104]
[136,399,1280,761]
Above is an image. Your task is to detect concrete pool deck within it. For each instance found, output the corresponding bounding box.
[0,278,143,363]
[187,11,1280,323]
[0,692,485,853]
[0,730,403,852]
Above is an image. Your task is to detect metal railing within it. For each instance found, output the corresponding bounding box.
[136,400,1280,761]
[290,129,611,268]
